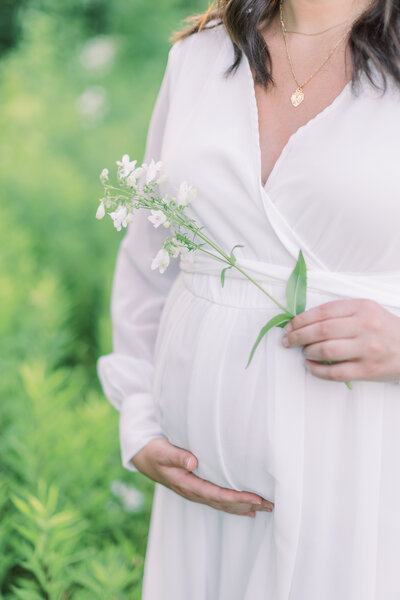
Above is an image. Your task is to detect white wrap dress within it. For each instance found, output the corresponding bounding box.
[97,21,400,600]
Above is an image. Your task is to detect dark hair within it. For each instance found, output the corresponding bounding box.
[170,0,400,93]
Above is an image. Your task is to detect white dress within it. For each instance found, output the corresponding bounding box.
[97,21,400,600]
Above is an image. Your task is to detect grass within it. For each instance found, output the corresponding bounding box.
[0,1,204,596]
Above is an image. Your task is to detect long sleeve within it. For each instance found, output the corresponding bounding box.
[97,42,181,472]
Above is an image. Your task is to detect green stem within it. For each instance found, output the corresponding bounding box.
[232,263,292,315]
[104,184,132,197]
[197,248,231,265]
[175,218,231,262]
[171,213,291,315]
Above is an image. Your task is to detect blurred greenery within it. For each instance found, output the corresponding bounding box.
[0,0,204,597]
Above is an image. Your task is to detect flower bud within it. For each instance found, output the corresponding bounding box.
[96,202,106,219]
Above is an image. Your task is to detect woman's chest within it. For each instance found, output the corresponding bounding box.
[162,38,400,272]
[253,50,353,188]
[256,77,351,188]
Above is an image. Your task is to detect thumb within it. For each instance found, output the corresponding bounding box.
[183,454,197,471]
[168,446,197,471]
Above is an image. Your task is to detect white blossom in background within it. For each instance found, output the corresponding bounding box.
[177,181,197,207]
[76,85,109,127]
[148,209,168,228]
[80,35,117,73]
[110,479,144,513]
[100,168,109,184]
[151,248,170,273]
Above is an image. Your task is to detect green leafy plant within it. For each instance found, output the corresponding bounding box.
[9,479,92,598]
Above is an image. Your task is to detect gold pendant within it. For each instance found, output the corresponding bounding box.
[291,87,304,107]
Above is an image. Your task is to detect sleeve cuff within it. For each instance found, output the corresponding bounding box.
[119,392,167,472]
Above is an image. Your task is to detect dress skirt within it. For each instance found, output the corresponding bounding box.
[142,265,400,600]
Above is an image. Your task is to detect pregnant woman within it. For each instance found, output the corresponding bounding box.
[97,0,400,598]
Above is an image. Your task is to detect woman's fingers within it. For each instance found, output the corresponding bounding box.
[170,469,274,513]
[302,338,361,362]
[135,437,274,517]
[284,316,359,348]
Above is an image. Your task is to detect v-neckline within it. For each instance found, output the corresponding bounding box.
[243,51,353,196]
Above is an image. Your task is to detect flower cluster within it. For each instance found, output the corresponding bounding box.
[96,154,198,266]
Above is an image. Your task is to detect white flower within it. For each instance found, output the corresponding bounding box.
[76,85,108,127]
[126,166,144,188]
[109,205,128,231]
[162,220,170,228]
[116,155,137,178]
[177,181,197,206]
[99,168,109,184]
[80,36,117,72]
[110,479,144,513]
[151,248,170,273]
[143,159,163,184]
[96,201,105,219]
[148,209,167,228]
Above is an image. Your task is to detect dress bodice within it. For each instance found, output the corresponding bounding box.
[161,22,400,278]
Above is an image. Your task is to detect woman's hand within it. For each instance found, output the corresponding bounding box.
[131,437,274,517]
[281,298,400,383]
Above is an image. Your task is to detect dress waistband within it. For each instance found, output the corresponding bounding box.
[179,254,400,312]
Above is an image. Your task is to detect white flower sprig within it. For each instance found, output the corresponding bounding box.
[96,155,352,389]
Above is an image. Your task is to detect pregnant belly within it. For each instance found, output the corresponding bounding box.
[152,270,306,500]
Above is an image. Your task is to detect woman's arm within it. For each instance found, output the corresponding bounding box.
[97,42,182,472]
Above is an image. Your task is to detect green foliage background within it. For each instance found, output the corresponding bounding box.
[0,1,203,597]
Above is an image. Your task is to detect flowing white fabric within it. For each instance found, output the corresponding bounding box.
[97,21,400,600]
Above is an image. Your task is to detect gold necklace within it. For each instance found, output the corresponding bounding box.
[282,17,352,37]
[279,0,352,107]
[281,0,374,35]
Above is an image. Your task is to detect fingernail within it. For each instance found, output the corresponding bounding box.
[281,335,290,348]
[284,322,293,333]
[185,457,195,470]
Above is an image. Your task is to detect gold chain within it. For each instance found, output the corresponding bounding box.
[282,17,353,37]
[279,0,352,106]
[281,0,374,36]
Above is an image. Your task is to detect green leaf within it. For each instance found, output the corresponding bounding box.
[229,244,245,265]
[10,495,31,518]
[220,266,232,287]
[8,587,44,600]
[246,313,292,368]
[286,249,307,315]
